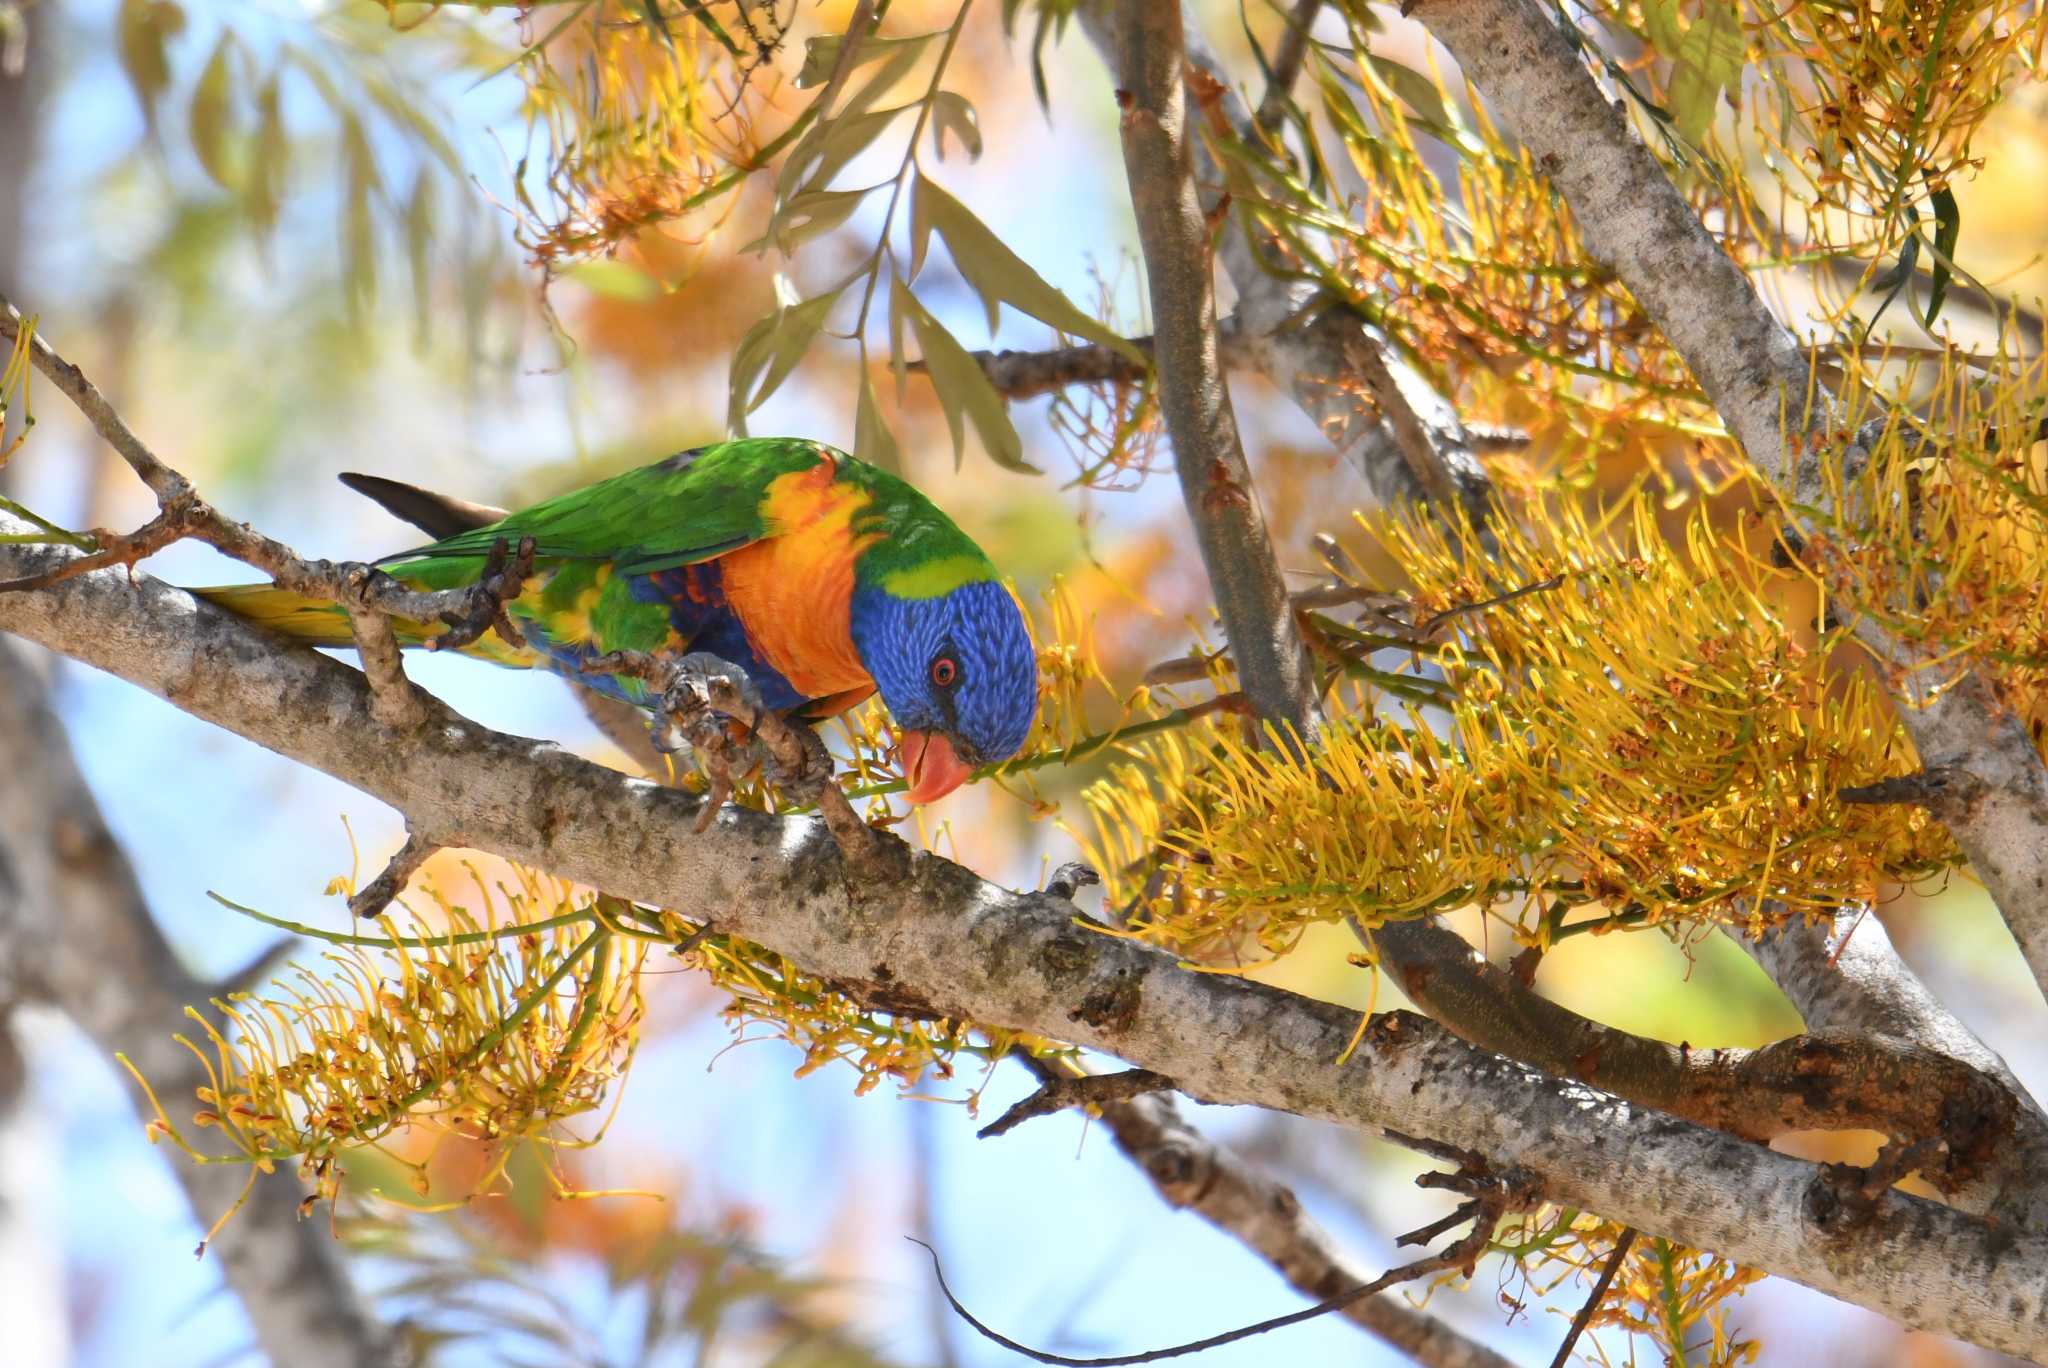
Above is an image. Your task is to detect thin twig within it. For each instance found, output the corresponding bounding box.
[1548,1227,1636,1368]
[915,1139,1537,1365]
[1254,0,1323,135]
[348,830,440,920]
[976,1067,1175,1139]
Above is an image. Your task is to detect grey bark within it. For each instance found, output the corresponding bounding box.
[1108,0,1322,742]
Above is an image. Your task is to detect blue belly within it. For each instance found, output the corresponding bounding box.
[517,561,810,713]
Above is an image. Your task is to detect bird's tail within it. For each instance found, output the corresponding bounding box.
[193,584,535,666]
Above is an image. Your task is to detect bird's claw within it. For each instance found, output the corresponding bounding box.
[650,654,762,757]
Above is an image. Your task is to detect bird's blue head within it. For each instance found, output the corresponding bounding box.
[849,576,1040,803]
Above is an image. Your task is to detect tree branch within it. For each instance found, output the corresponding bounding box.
[1365,917,2036,1213]
[1407,0,2048,1002]
[1109,0,1322,743]
[0,639,397,1368]
[1021,1056,1516,1368]
[7,539,2048,1357]
[908,322,1253,401]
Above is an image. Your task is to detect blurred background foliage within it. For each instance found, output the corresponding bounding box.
[2,0,2046,1364]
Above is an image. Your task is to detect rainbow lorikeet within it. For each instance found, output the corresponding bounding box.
[200,438,1040,804]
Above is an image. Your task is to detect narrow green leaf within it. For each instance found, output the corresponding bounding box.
[1667,0,1743,145]
[244,74,285,243]
[776,105,906,206]
[564,258,661,301]
[855,369,901,474]
[796,29,934,90]
[115,0,183,128]
[929,91,982,161]
[342,115,378,311]
[407,173,435,343]
[1365,56,1452,132]
[913,175,1142,363]
[898,280,1036,474]
[745,187,869,256]
[1924,186,1960,327]
[728,284,844,425]
[189,33,237,188]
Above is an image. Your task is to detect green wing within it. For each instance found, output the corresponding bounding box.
[383,438,828,586]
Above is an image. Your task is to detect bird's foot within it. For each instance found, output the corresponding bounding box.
[578,651,875,861]
[428,534,538,653]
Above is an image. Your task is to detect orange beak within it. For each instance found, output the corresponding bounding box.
[897,729,973,805]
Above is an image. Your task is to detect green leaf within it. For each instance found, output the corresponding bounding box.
[796,30,933,90]
[896,276,1036,474]
[775,105,907,206]
[854,369,901,473]
[563,258,661,302]
[244,74,285,243]
[826,32,933,121]
[189,33,236,188]
[115,0,183,128]
[913,175,1143,363]
[407,173,435,342]
[1924,186,1961,327]
[929,91,982,161]
[745,187,869,256]
[671,0,739,56]
[342,115,378,311]
[1365,56,1452,133]
[1666,0,1744,145]
[726,283,844,429]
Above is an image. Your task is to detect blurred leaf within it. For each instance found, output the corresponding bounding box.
[833,34,933,122]
[801,28,934,90]
[406,172,434,342]
[896,275,1035,473]
[913,175,1142,362]
[1664,0,1744,144]
[342,115,379,311]
[189,32,237,188]
[1366,55,1452,132]
[855,368,901,473]
[727,283,844,427]
[777,106,907,206]
[116,0,183,128]
[564,257,661,301]
[1924,186,1961,327]
[244,74,285,243]
[929,91,982,161]
[747,187,870,256]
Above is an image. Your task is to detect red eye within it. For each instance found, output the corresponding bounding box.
[930,656,958,688]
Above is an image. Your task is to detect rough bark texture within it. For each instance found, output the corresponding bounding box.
[1368,917,2039,1218]
[1110,0,1322,742]
[1412,0,2048,1003]
[0,640,399,1368]
[4,540,2048,1360]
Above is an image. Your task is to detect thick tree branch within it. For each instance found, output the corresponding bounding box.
[1736,907,2048,1229]
[1408,0,2048,1001]
[1110,0,1322,743]
[1366,918,2036,1214]
[6,541,2048,1358]
[0,639,397,1368]
[1021,1056,1515,1368]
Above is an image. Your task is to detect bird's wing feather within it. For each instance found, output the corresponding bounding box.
[381,439,831,582]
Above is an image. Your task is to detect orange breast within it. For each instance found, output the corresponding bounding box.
[718,456,880,703]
